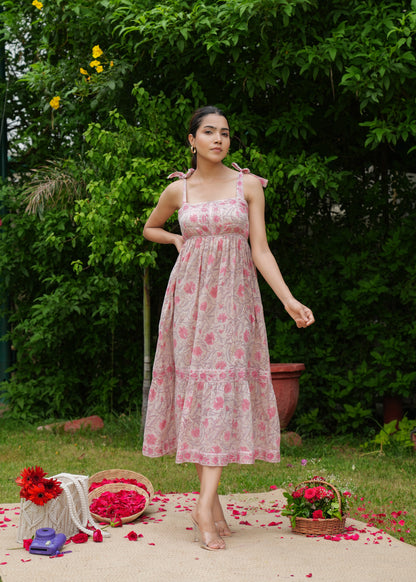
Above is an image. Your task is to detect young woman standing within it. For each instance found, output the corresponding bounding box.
[142,106,314,550]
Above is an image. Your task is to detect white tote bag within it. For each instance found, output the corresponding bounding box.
[17,473,110,543]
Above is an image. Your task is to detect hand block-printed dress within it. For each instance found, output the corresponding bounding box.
[142,164,280,466]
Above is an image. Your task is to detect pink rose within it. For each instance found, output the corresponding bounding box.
[23,539,32,551]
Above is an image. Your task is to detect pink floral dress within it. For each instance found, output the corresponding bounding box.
[142,165,280,466]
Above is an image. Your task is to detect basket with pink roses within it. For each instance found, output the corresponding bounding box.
[281,477,351,535]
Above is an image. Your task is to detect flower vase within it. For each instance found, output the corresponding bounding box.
[270,363,305,429]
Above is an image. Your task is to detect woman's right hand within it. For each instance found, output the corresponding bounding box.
[284,297,315,328]
[173,234,184,253]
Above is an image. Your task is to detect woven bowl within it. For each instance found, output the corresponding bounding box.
[88,482,149,524]
[88,469,154,501]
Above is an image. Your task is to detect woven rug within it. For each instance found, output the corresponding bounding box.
[1,490,415,582]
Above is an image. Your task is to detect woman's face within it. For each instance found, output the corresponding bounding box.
[189,114,230,163]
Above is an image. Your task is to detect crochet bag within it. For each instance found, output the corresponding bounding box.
[17,473,109,543]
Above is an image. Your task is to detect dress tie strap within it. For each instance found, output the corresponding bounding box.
[168,169,195,180]
[231,162,268,188]
[168,169,195,205]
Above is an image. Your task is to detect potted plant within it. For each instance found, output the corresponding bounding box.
[270,363,305,429]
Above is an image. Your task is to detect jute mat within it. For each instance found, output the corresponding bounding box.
[1,490,415,582]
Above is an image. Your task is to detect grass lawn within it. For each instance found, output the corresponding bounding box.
[1,414,414,546]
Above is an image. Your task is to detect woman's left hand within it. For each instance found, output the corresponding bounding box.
[284,298,315,328]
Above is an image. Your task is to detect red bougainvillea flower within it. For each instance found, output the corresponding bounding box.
[16,466,47,488]
[71,533,89,544]
[312,510,324,520]
[93,530,103,542]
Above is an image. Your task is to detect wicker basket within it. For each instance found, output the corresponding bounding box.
[88,482,149,524]
[291,479,346,536]
[88,469,154,501]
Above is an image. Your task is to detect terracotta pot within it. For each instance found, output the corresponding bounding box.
[270,363,305,429]
[383,394,403,426]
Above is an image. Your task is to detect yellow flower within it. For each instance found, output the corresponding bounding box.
[89,60,100,68]
[80,68,88,76]
[49,96,61,110]
[32,0,43,9]
[110,61,114,67]
[92,45,103,59]
[96,65,103,73]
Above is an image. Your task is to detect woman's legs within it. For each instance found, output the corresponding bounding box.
[192,464,226,549]
[195,463,232,537]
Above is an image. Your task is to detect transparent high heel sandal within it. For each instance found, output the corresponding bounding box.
[214,519,232,537]
[191,516,226,551]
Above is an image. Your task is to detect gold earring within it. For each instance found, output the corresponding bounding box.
[191,146,197,154]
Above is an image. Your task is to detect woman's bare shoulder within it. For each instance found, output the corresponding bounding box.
[242,172,265,201]
[242,172,264,188]
[152,178,183,211]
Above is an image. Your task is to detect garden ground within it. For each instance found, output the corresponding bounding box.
[0,416,415,580]
[1,489,415,582]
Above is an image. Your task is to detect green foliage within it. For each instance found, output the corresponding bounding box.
[267,167,416,433]
[1,1,416,431]
[366,417,416,452]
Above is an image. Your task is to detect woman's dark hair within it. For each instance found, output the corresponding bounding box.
[188,106,228,169]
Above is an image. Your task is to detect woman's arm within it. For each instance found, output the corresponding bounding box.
[143,181,184,253]
[245,175,315,328]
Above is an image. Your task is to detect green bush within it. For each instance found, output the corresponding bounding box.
[2,1,416,431]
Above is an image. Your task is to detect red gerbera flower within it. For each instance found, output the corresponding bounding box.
[16,466,47,488]
[25,483,54,506]
[43,477,63,498]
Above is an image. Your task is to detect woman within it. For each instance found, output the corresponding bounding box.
[142,106,314,550]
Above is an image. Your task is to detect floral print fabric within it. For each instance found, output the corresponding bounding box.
[142,170,280,466]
